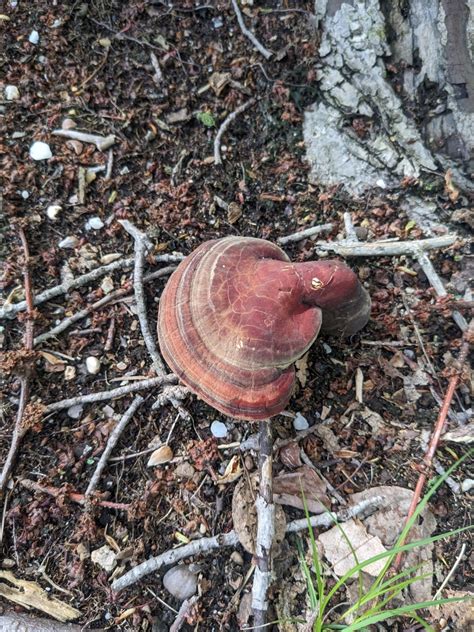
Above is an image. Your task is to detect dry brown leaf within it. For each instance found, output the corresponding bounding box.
[273,466,329,514]
[39,351,66,365]
[442,422,474,444]
[444,169,459,202]
[147,445,173,466]
[318,519,387,577]
[0,571,81,622]
[216,454,242,485]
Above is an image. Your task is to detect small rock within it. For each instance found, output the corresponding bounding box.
[64,365,76,380]
[174,462,196,480]
[29,141,52,161]
[210,420,228,438]
[91,545,116,572]
[100,276,114,294]
[85,217,104,231]
[4,85,19,100]
[116,362,128,371]
[163,566,197,601]
[46,204,62,220]
[147,445,173,467]
[461,479,474,493]
[230,551,244,566]
[58,236,78,249]
[100,252,122,264]
[293,412,309,431]
[86,356,101,374]
[20,190,29,199]
[67,404,83,420]
[61,118,76,129]
[28,30,39,44]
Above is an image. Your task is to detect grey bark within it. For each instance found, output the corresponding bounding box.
[305,0,474,201]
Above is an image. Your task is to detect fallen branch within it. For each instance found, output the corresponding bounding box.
[45,374,177,412]
[52,128,116,151]
[33,266,176,346]
[230,0,272,59]
[415,248,468,332]
[394,319,472,571]
[85,396,144,497]
[0,254,184,319]
[343,212,359,242]
[0,613,104,632]
[104,149,114,180]
[19,479,129,511]
[118,220,166,374]
[277,223,334,245]
[252,421,274,628]
[0,229,34,495]
[315,234,458,257]
[214,98,256,166]
[111,496,382,592]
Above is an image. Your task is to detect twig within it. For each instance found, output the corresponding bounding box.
[394,320,472,571]
[277,223,334,245]
[104,149,114,180]
[315,234,458,257]
[214,98,256,165]
[52,128,115,151]
[230,0,272,59]
[85,396,144,497]
[111,496,382,592]
[0,229,34,495]
[169,596,199,632]
[343,212,359,242]
[150,52,163,85]
[433,542,466,600]
[18,478,129,511]
[252,421,274,628]
[151,385,190,410]
[45,374,177,412]
[104,315,116,352]
[415,248,468,332]
[0,254,184,319]
[33,266,176,346]
[118,220,166,374]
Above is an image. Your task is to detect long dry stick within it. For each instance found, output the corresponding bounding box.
[230,0,272,59]
[85,395,144,497]
[0,254,184,319]
[52,128,116,151]
[315,234,458,257]
[18,478,129,511]
[111,496,381,592]
[33,266,176,346]
[252,421,274,628]
[214,98,256,165]
[0,229,35,495]
[118,220,166,374]
[394,320,472,571]
[46,374,177,412]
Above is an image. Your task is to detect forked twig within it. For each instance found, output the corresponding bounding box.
[111,496,382,592]
[277,223,333,245]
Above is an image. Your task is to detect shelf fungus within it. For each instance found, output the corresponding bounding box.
[158,237,370,420]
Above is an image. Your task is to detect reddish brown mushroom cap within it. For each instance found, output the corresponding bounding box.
[157,237,370,420]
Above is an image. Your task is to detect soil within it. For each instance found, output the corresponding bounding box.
[0,1,472,631]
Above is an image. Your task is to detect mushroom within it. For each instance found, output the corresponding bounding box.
[157,236,370,420]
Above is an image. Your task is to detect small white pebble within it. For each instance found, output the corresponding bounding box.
[4,85,20,100]
[46,204,62,220]
[85,216,104,231]
[64,365,76,380]
[86,356,101,374]
[61,118,76,130]
[100,276,114,294]
[376,178,386,189]
[91,545,116,572]
[461,479,474,493]
[28,30,40,44]
[58,236,78,249]
[29,141,52,161]
[322,342,332,354]
[210,420,228,438]
[21,190,29,200]
[67,404,83,420]
[293,412,309,431]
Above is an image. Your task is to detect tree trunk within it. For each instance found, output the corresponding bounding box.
[303,0,474,214]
